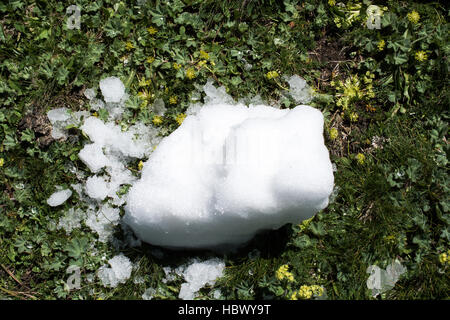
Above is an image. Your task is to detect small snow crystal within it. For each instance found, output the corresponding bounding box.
[99,76,125,103]
[177,258,225,300]
[124,88,334,249]
[47,189,72,207]
[98,254,132,288]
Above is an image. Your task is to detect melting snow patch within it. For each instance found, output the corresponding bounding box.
[97,254,133,288]
[57,207,86,234]
[366,259,406,297]
[285,75,313,104]
[124,80,334,249]
[47,189,72,207]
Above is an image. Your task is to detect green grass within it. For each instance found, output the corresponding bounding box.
[0,0,448,300]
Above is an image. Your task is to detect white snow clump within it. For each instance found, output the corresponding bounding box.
[97,254,133,288]
[99,76,126,103]
[285,75,313,104]
[177,258,225,300]
[47,189,72,207]
[124,79,334,249]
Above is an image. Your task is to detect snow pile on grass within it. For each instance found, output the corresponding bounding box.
[47,188,72,207]
[97,254,133,288]
[124,80,334,249]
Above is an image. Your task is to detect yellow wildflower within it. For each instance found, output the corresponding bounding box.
[138,91,148,100]
[356,153,365,165]
[328,0,336,6]
[0,158,4,167]
[200,50,210,60]
[298,285,313,299]
[439,251,449,265]
[377,39,385,51]
[197,60,207,68]
[349,111,359,122]
[329,128,338,140]
[138,160,144,171]
[152,115,163,126]
[147,26,158,35]
[173,62,182,70]
[146,56,155,64]
[275,264,294,282]
[186,68,196,80]
[415,51,428,62]
[125,42,134,50]
[175,113,186,126]
[407,10,420,24]
[266,71,279,80]
[92,112,98,117]
[169,96,178,105]
[290,291,298,300]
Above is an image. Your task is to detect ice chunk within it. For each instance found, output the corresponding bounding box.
[124,103,334,249]
[99,76,125,103]
[47,189,72,207]
[79,143,110,173]
[177,258,225,300]
[97,254,132,288]
[285,75,313,104]
[85,204,121,242]
[203,78,234,105]
[57,207,86,234]
[89,98,105,111]
[152,98,166,116]
[47,108,71,123]
[366,259,406,297]
[84,88,96,100]
[85,175,109,201]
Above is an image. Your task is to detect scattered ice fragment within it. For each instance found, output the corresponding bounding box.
[142,288,156,300]
[203,78,235,105]
[285,75,313,104]
[177,258,225,300]
[152,98,167,116]
[125,102,334,249]
[85,175,109,201]
[79,143,110,173]
[47,108,71,123]
[84,88,96,100]
[97,254,133,288]
[57,207,86,234]
[99,76,126,103]
[89,98,105,111]
[87,204,121,242]
[366,259,406,297]
[47,189,72,207]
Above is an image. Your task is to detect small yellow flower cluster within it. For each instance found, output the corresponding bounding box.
[125,42,134,50]
[200,50,210,60]
[147,26,158,35]
[356,153,365,165]
[169,96,178,105]
[138,78,151,87]
[152,115,163,126]
[292,285,324,300]
[332,73,375,122]
[377,39,385,51]
[329,127,339,140]
[173,62,182,70]
[175,113,186,126]
[407,10,420,24]
[299,217,313,232]
[186,68,196,80]
[146,56,155,64]
[0,158,4,167]
[328,0,335,6]
[415,51,428,62]
[138,160,144,171]
[439,250,450,265]
[332,2,361,29]
[266,71,279,80]
[275,264,294,282]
